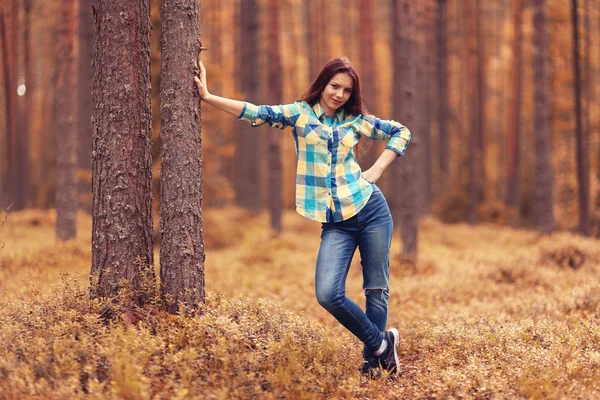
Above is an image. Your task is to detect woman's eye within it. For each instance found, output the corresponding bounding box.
[332,84,338,89]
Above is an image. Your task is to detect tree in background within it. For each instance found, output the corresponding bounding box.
[78,0,94,172]
[507,0,523,212]
[235,0,261,212]
[267,0,283,234]
[159,0,205,314]
[90,0,155,304]
[55,0,78,241]
[437,0,449,183]
[533,0,555,233]
[571,0,589,234]
[392,0,419,264]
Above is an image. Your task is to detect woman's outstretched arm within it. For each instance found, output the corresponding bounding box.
[194,60,249,117]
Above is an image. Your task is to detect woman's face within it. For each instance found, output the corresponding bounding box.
[319,72,353,116]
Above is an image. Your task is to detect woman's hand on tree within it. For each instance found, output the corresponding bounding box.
[194,58,210,101]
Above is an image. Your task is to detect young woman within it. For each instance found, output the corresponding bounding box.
[195,57,411,378]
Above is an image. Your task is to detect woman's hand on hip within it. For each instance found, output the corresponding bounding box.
[362,166,383,184]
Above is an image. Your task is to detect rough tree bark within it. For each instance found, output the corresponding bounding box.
[159,0,205,314]
[55,0,79,241]
[90,0,155,303]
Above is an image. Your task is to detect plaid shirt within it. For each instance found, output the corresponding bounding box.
[238,101,411,222]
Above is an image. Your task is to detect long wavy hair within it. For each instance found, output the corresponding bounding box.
[299,57,368,117]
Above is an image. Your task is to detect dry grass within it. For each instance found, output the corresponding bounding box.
[0,208,599,399]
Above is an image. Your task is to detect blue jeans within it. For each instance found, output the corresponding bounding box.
[315,185,393,358]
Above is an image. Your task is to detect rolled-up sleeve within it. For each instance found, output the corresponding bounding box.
[238,102,302,130]
[359,115,411,156]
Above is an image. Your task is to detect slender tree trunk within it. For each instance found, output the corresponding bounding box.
[20,0,32,209]
[392,0,418,264]
[437,0,449,178]
[78,0,94,171]
[90,0,155,304]
[533,0,555,233]
[267,0,283,234]
[357,0,379,169]
[477,1,486,200]
[466,0,479,224]
[507,0,523,211]
[159,0,205,313]
[0,11,14,209]
[571,0,589,234]
[55,0,79,241]
[234,0,261,211]
[2,2,20,210]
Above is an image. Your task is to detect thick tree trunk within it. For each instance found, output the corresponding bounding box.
[90,0,155,303]
[267,0,282,234]
[571,0,589,234]
[392,0,418,264]
[532,0,555,233]
[159,0,205,314]
[78,0,94,171]
[55,0,79,241]
[234,0,261,211]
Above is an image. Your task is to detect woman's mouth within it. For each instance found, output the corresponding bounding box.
[331,98,342,105]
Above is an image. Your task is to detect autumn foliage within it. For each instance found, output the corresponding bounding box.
[1,209,599,398]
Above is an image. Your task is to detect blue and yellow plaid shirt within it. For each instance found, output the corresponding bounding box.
[239,101,411,223]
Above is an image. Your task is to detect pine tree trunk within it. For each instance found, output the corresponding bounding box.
[267,0,282,234]
[55,0,79,241]
[533,0,555,233]
[571,0,589,234]
[159,0,205,313]
[78,0,94,171]
[90,0,155,303]
[1,2,20,210]
[392,0,418,264]
[467,0,482,224]
[234,0,261,211]
[0,11,13,209]
[437,0,449,178]
[357,0,379,170]
[507,0,523,211]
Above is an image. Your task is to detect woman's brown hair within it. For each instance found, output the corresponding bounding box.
[300,57,368,117]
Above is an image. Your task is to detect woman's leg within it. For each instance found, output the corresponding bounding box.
[356,187,393,360]
[315,218,384,351]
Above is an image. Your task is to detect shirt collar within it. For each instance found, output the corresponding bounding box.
[312,102,346,123]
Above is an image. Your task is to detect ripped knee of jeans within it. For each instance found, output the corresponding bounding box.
[364,287,389,301]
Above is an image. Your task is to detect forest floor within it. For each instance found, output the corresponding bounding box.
[0,207,599,399]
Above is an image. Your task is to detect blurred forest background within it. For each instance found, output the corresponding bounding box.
[1,0,599,234]
[2,1,600,398]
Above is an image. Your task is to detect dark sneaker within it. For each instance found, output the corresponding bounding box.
[377,328,400,374]
[361,354,382,380]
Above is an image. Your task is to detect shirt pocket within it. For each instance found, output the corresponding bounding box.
[300,120,326,145]
[339,127,359,148]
